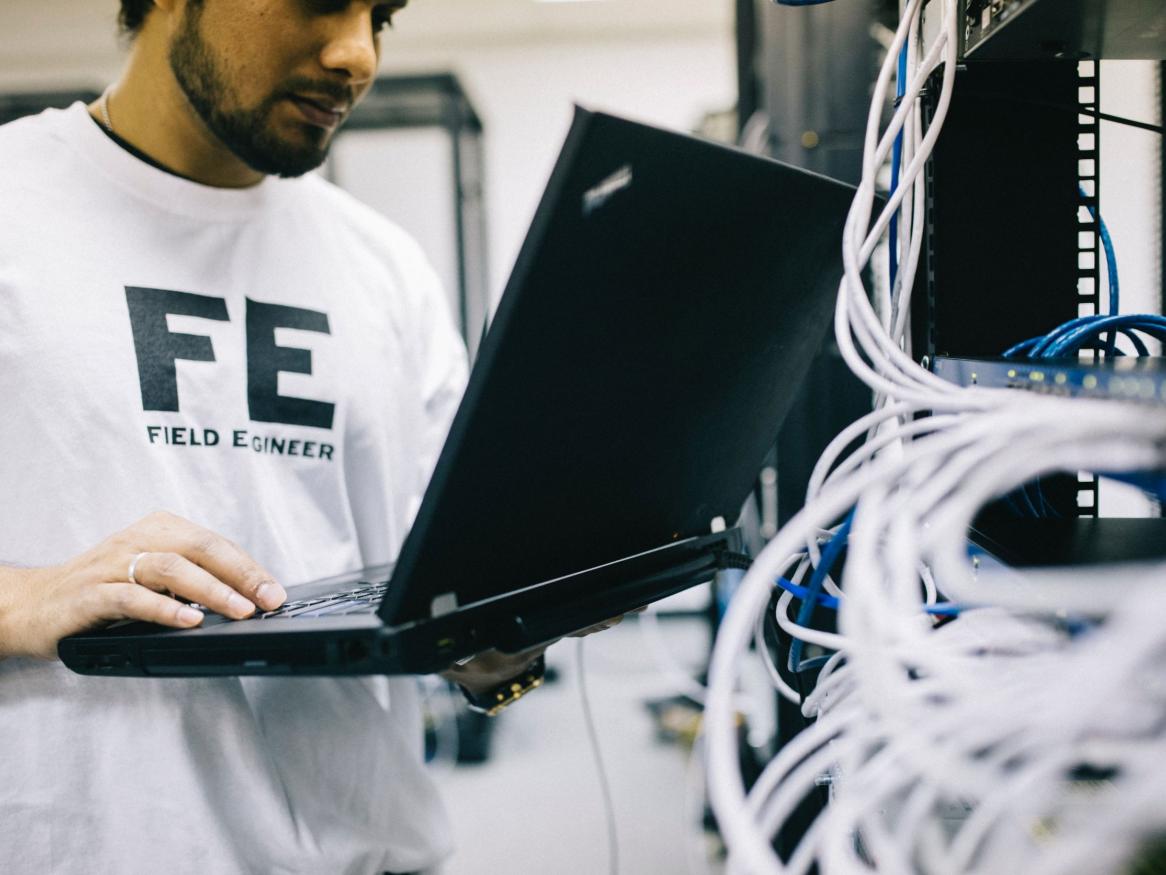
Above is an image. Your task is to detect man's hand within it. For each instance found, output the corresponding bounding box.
[439,612,638,697]
[441,644,549,698]
[0,511,286,660]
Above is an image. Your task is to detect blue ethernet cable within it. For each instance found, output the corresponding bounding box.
[1084,188,1120,322]
[1020,316,1166,359]
[1002,311,1166,359]
[1023,326,1151,358]
[888,43,908,293]
[1005,191,1129,361]
[777,514,966,673]
[1104,470,1166,502]
[1101,219,1120,318]
[788,513,852,673]
[773,577,963,616]
[1045,316,1166,357]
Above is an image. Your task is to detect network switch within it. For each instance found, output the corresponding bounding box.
[961,0,1166,61]
[931,355,1166,404]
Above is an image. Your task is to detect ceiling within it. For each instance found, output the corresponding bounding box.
[378,0,733,48]
[0,1,734,90]
[6,0,733,47]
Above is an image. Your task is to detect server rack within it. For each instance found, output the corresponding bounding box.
[924,5,1164,537]
[735,0,1166,861]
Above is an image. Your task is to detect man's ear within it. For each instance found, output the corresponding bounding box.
[139,0,186,38]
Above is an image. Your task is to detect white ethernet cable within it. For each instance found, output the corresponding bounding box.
[708,397,1166,875]
[702,0,1166,871]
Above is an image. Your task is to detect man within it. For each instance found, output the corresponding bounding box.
[0,1,557,871]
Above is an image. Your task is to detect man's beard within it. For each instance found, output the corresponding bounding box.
[169,5,337,179]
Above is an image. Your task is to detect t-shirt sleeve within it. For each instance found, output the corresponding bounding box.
[412,255,470,487]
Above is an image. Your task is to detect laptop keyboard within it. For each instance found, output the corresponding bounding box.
[256,580,389,620]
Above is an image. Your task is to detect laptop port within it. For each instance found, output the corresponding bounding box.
[344,639,370,662]
[89,653,128,670]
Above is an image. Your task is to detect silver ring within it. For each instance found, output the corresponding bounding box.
[127,552,148,586]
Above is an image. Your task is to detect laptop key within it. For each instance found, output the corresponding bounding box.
[274,599,351,617]
[297,602,377,618]
[259,599,341,618]
[251,580,388,619]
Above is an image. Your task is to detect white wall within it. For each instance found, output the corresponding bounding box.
[1,2,122,89]
[1100,60,1162,318]
[380,36,737,301]
[328,127,465,331]
[1097,60,1162,517]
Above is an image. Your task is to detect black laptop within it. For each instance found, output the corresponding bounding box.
[59,107,855,678]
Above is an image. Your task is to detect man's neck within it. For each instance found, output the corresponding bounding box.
[92,45,265,189]
[88,109,199,183]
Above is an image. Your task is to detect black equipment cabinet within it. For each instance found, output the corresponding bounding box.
[912,60,1084,360]
[739,0,897,539]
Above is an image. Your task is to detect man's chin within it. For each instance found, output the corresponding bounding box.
[239,137,331,178]
[268,154,329,178]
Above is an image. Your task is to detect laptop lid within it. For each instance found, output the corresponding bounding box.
[379,106,855,627]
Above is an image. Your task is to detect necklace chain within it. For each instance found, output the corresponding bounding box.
[99,89,114,135]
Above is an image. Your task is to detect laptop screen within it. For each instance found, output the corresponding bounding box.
[381,107,855,625]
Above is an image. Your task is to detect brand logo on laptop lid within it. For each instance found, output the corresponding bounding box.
[583,164,633,216]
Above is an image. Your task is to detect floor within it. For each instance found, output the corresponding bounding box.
[427,614,724,875]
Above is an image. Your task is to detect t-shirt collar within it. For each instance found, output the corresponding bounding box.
[61,101,290,222]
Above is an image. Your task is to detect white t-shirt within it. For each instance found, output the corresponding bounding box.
[0,103,469,874]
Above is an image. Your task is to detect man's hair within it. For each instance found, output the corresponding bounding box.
[118,0,153,34]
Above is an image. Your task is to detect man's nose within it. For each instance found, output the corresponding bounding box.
[318,10,378,86]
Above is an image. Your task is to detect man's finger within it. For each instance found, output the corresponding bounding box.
[127,552,256,619]
[134,515,285,610]
[96,582,205,629]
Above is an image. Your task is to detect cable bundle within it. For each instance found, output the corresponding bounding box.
[702,1,1166,872]
[1005,314,1166,359]
[710,394,1166,874]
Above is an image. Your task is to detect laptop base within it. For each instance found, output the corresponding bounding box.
[59,529,741,678]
